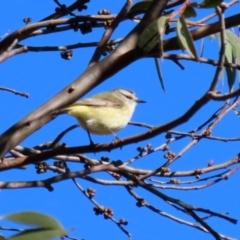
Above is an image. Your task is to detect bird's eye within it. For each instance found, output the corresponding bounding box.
[125,95,132,100]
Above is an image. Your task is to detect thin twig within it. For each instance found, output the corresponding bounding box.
[17,38,123,52]
[169,130,240,142]
[0,46,28,63]
[0,86,29,98]
[162,53,240,70]
[89,0,134,66]
[72,178,132,239]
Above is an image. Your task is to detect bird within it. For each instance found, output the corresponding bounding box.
[57,88,145,144]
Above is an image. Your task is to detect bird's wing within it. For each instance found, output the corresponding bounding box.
[69,97,123,108]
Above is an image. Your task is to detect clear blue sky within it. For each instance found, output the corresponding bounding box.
[0,1,240,239]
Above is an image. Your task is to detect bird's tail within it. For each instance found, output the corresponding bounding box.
[51,108,69,118]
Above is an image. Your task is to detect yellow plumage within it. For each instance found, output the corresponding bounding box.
[57,88,145,142]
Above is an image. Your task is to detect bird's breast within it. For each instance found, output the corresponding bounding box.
[69,105,133,135]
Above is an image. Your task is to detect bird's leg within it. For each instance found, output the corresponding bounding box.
[112,132,121,141]
[107,128,123,148]
[106,128,120,141]
[87,130,95,146]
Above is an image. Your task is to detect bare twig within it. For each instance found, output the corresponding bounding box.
[128,121,155,129]
[122,172,237,225]
[0,46,28,63]
[208,89,240,100]
[197,0,239,24]
[0,86,29,98]
[170,130,240,142]
[16,38,123,52]
[163,54,240,70]
[89,0,134,66]
[150,167,240,190]
[72,178,132,239]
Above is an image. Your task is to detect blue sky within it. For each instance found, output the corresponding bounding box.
[0,1,240,239]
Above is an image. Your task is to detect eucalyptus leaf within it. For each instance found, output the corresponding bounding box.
[5,211,64,230]
[226,30,240,89]
[137,16,167,55]
[225,41,236,90]
[226,30,240,61]
[5,212,66,240]
[7,229,66,240]
[177,15,198,59]
[154,58,166,93]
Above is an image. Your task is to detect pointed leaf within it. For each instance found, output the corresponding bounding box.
[226,30,240,61]
[217,31,237,91]
[157,17,167,57]
[225,41,236,90]
[225,30,240,89]
[154,58,166,93]
[137,16,167,55]
[225,66,236,91]
[177,15,198,59]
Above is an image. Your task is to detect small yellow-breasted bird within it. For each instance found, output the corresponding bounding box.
[57,88,145,144]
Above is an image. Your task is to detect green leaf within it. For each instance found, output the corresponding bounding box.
[183,5,197,18]
[5,211,63,229]
[217,31,238,91]
[191,0,222,8]
[137,16,167,55]
[225,66,236,91]
[154,58,166,93]
[129,1,152,15]
[177,15,198,59]
[4,212,66,240]
[7,229,66,240]
[157,17,167,57]
[225,30,240,89]
[226,30,240,61]
[225,41,236,90]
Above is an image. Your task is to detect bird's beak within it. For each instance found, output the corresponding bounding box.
[136,99,146,103]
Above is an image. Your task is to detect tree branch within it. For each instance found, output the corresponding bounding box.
[0,0,169,159]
